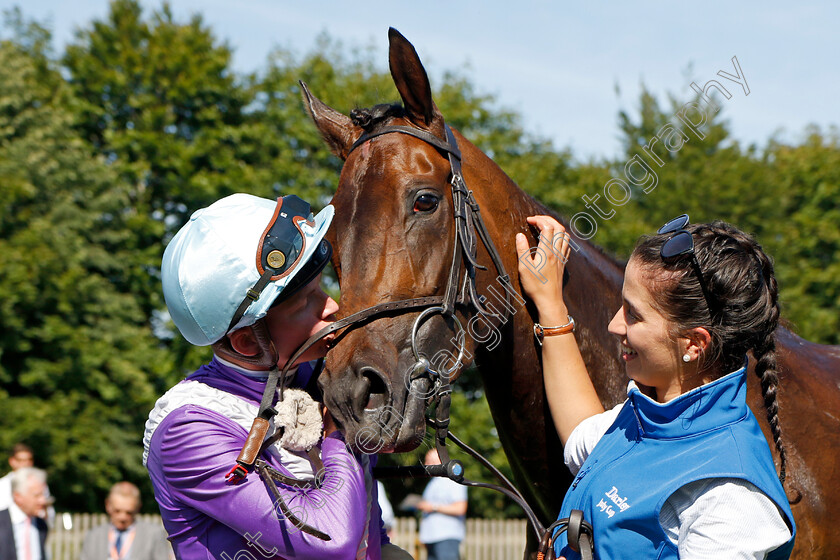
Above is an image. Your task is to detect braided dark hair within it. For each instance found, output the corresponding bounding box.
[632,220,788,484]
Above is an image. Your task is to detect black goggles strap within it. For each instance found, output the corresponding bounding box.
[227,266,277,334]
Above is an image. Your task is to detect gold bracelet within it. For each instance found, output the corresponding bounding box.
[534,315,575,345]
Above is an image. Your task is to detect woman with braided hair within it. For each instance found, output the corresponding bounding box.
[516,214,796,559]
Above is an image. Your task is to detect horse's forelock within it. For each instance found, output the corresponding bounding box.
[349,103,405,132]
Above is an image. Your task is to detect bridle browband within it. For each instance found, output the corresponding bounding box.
[233,120,557,542]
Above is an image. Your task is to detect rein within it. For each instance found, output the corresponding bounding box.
[233,121,563,544]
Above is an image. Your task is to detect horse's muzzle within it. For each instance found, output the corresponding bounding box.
[321,360,430,453]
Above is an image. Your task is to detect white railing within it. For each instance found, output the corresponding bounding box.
[48,513,528,560]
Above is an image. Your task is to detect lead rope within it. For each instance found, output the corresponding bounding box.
[255,458,331,541]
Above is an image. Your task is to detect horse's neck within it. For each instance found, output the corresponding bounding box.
[461,135,628,407]
[459,135,625,295]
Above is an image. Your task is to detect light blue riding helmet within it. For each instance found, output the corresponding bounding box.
[162,193,334,346]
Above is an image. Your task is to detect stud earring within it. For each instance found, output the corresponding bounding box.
[682,354,691,363]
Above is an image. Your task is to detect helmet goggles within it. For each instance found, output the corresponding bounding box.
[227,196,332,333]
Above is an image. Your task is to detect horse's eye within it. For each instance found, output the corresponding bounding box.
[413,194,439,213]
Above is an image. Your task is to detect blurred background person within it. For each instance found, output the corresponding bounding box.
[79,481,171,560]
[0,444,35,511]
[0,467,49,560]
[377,481,396,538]
[417,449,467,560]
[0,445,55,526]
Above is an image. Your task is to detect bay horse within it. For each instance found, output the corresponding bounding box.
[302,28,840,558]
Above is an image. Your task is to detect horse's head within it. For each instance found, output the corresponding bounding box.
[302,29,483,453]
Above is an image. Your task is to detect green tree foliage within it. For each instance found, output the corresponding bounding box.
[62,0,277,373]
[254,36,395,207]
[0,32,171,511]
[610,87,770,248]
[63,0,253,214]
[588,89,840,344]
[762,129,840,343]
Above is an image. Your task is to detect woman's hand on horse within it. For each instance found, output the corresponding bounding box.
[516,216,571,324]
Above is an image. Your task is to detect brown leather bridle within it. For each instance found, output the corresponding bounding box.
[233,121,556,541]
[279,123,516,448]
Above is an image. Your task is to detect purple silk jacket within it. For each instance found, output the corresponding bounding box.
[144,358,387,560]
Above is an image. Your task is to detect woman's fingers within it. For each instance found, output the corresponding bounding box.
[526,216,570,258]
[515,232,531,263]
[521,216,570,269]
[526,214,564,233]
[517,216,571,307]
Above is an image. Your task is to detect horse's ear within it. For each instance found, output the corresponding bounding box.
[300,81,359,160]
[388,28,445,137]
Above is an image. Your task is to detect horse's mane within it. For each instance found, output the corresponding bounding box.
[350,103,405,132]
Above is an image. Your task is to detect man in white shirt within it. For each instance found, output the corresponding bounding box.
[417,449,468,560]
[377,481,396,537]
[0,467,49,560]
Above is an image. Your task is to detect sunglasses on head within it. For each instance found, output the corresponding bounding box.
[657,214,716,320]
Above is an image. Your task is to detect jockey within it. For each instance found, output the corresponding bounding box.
[144,193,410,560]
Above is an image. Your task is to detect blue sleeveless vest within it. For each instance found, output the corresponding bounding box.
[554,365,795,559]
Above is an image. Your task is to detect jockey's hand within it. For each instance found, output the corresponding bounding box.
[516,216,572,325]
[322,406,339,437]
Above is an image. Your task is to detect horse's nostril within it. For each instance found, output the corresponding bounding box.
[360,367,389,411]
[361,368,388,396]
